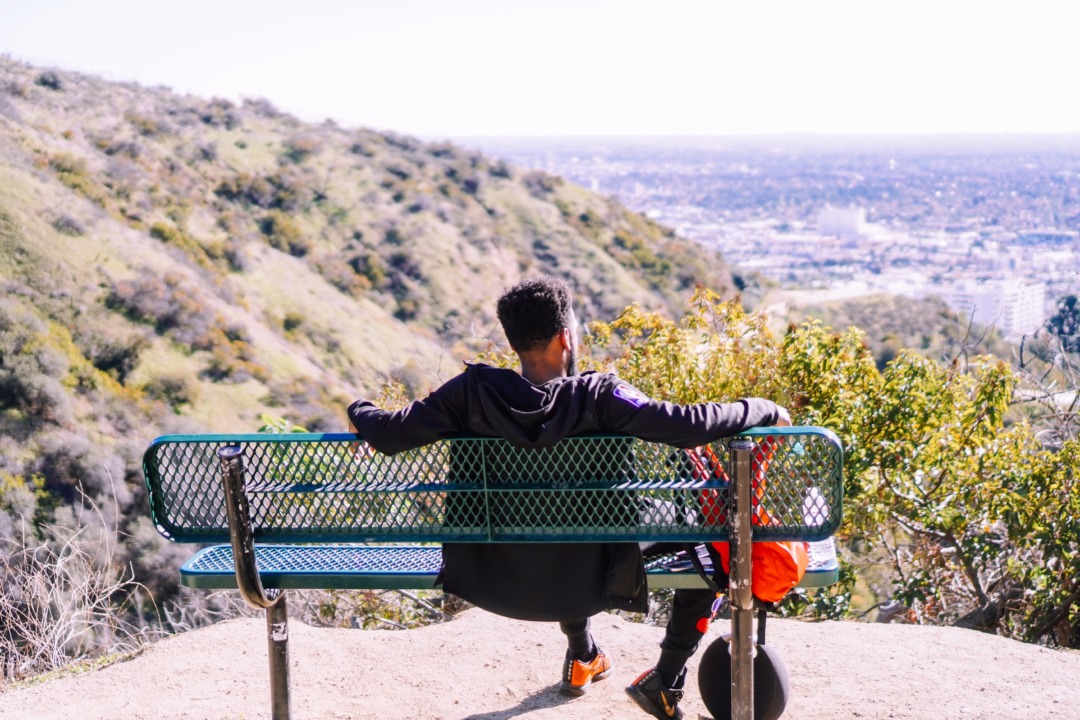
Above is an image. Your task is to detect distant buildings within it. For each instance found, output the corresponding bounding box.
[480,138,1080,336]
[817,206,866,238]
[923,278,1047,339]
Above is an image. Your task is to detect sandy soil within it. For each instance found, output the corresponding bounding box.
[2,608,1079,720]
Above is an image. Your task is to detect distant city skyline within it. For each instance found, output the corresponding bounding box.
[493,136,1079,338]
[2,0,1079,139]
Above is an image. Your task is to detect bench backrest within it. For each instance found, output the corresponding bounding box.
[143,427,843,545]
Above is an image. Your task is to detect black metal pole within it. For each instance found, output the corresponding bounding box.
[219,445,291,720]
[728,438,755,720]
[266,594,291,720]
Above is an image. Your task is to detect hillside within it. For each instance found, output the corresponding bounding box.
[0,56,734,431]
[0,56,741,645]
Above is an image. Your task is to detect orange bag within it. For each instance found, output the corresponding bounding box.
[688,439,809,604]
[712,539,809,604]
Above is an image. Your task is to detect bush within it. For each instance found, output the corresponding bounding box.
[102,139,142,159]
[489,159,513,179]
[215,171,310,211]
[349,252,387,287]
[0,301,74,426]
[35,432,130,508]
[522,170,561,198]
[282,134,322,164]
[199,98,240,129]
[51,214,84,236]
[142,373,199,409]
[258,211,310,256]
[105,273,215,346]
[47,153,107,207]
[588,289,1080,645]
[83,334,149,383]
[283,312,304,332]
[125,112,166,137]
[35,71,62,91]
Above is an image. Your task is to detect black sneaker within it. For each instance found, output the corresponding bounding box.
[626,668,684,719]
[558,647,612,696]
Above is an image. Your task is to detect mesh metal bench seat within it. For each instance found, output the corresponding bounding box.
[180,542,840,591]
[143,426,843,720]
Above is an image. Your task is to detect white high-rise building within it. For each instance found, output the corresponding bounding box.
[925,278,1047,339]
[817,205,866,238]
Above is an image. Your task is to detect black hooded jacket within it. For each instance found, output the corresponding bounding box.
[347,363,784,621]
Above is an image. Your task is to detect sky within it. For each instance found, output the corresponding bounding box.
[2,0,1078,140]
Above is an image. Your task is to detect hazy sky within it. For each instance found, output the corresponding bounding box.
[2,0,1077,139]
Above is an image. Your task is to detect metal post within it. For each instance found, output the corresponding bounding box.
[728,438,755,720]
[219,446,292,720]
[266,594,291,720]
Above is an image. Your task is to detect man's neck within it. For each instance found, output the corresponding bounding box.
[519,357,566,385]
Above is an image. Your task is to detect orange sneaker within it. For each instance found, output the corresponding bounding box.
[558,647,612,696]
[626,667,684,719]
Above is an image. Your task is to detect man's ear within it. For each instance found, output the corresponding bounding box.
[559,327,572,349]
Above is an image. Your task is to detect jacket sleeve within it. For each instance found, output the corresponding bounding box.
[347,372,468,454]
[598,377,783,447]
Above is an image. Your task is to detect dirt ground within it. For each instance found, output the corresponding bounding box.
[2,608,1079,720]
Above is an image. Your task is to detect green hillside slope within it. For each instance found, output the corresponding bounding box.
[0,57,733,439]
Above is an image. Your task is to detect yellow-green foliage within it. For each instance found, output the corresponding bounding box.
[45,152,107,206]
[589,289,1078,644]
[45,321,134,400]
[589,289,788,404]
[149,222,219,273]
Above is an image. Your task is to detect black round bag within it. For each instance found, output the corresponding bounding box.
[697,634,790,720]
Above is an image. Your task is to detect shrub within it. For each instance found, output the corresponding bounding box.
[105,273,217,349]
[258,211,310,256]
[102,139,142,159]
[215,171,310,211]
[125,112,166,137]
[349,251,389,285]
[142,373,199,409]
[242,96,283,118]
[282,134,322,164]
[83,335,150,383]
[47,153,107,207]
[0,302,74,426]
[35,71,62,91]
[349,141,374,157]
[587,289,1080,645]
[387,251,423,281]
[489,159,513,179]
[522,170,561,198]
[196,142,217,162]
[35,432,130,507]
[199,98,240,129]
[51,214,84,236]
[283,312,304,332]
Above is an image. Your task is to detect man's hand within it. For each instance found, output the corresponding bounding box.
[347,418,372,460]
[775,406,792,427]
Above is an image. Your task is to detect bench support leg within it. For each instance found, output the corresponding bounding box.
[728,439,755,720]
[218,445,293,720]
[267,594,292,720]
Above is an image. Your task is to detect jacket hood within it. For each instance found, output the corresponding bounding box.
[466,364,593,448]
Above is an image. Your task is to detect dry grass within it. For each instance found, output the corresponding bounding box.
[0,493,157,690]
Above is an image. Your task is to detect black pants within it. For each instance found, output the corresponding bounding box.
[645,542,726,686]
[560,543,724,683]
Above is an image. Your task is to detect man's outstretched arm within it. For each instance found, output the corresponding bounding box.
[347,374,468,454]
[601,379,790,447]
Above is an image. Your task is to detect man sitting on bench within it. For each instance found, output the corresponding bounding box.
[348,275,789,718]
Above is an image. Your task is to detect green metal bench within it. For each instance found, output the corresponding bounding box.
[143,427,843,720]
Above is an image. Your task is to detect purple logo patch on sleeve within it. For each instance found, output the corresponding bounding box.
[613,383,649,408]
